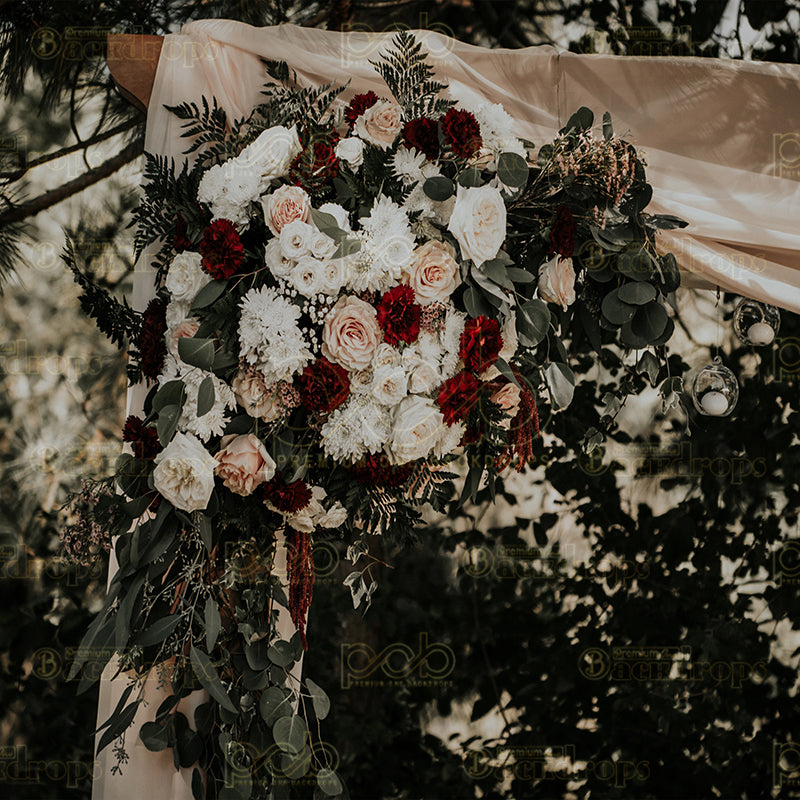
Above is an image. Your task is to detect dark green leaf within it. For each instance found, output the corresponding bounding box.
[317,768,343,796]
[205,597,221,651]
[140,721,170,752]
[178,337,215,371]
[191,279,228,311]
[156,404,181,447]
[267,639,295,668]
[422,176,455,201]
[197,376,215,417]
[272,715,308,755]
[497,152,529,187]
[457,167,483,187]
[617,281,657,305]
[189,646,237,714]
[152,380,186,413]
[259,686,294,725]
[601,291,636,326]
[137,614,181,647]
[602,111,613,141]
[545,362,575,410]
[305,678,330,721]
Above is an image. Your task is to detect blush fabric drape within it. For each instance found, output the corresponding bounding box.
[94,19,800,800]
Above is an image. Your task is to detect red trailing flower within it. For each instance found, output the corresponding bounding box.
[437,370,482,425]
[402,117,440,160]
[300,357,350,413]
[459,315,503,374]
[286,525,314,650]
[344,91,379,129]
[138,299,167,380]
[496,366,540,473]
[200,219,243,279]
[548,206,576,259]
[377,285,422,346]
[349,453,414,488]
[263,475,313,514]
[173,214,193,253]
[122,415,161,460]
[441,107,482,159]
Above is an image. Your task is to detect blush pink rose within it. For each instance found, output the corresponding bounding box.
[490,383,522,429]
[214,433,276,496]
[538,256,576,310]
[261,185,310,236]
[355,100,403,149]
[404,240,459,305]
[322,295,381,371]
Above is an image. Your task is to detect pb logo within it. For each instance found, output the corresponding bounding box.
[773,741,800,789]
[773,337,800,382]
[340,632,455,689]
[774,133,800,180]
[773,540,800,587]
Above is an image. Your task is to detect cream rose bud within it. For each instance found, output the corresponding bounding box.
[265,238,294,279]
[490,383,522,428]
[311,230,338,260]
[447,185,507,266]
[355,100,403,150]
[322,295,381,371]
[335,137,365,169]
[280,219,315,260]
[321,259,348,296]
[153,432,218,512]
[538,255,576,311]
[404,240,460,305]
[167,318,200,358]
[409,362,440,394]
[290,256,325,297]
[261,185,310,236]
[372,365,408,406]
[373,343,401,369]
[232,370,281,421]
[166,252,210,304]
[318,202,351,230]
[388,395,445,464]
[239,124,302,183]
[215,433,276,497]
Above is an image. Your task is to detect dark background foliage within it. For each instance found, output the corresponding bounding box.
[1,1,799,798]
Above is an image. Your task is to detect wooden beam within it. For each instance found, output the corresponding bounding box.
[107,34,164,113]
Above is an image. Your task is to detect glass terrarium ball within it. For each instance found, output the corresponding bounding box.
[733,299,780,346]
[692,357,739,417]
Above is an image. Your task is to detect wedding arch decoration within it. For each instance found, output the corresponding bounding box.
[61,30,692,799]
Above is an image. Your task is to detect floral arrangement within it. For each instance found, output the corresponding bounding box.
[65,33,685,799]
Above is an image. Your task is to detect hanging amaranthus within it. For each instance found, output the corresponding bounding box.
[286,525,315,650]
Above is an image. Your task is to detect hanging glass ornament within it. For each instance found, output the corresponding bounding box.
[732,299,780,346]
[692,357,739,417]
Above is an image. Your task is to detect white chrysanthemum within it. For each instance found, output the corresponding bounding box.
[344,229,414,294]
[197,159,261,227]
[320,394,391,462]
[473,102,527,158]
[433,420,466,458]
[157,355,236,442]
[403,182,436,220]
[359,194,410,240]
[238,286,312,383]
[290,256,325,298]
[265,238,294,280]
[392,146,426,185]
[441,309,466,380]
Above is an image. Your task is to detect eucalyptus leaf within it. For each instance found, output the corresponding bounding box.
[137,614,181,647]
[268,639,295,668]
[189,646,237,714]
[153,380,187,413]
[190,279,228,311]
[305,678,330,720]
[422,176,455,201]
[178,337,216,371]
[545,362,576,410]
[272,715,308,755]
[497,152,529,187]
[517,299,551,347]
[601,291,636,326]
[205,597,221,651]
[197,376,215,417]
[617,281,657,305]
[317,768,343,796]
[259,686,294,725]
[457,167,483,187]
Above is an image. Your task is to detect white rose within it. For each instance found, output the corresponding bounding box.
[354,100,403,149]
[321,259,348,296]
[335,137,365,169]
[538,255,576,311]
[261,184,310,236]
[409,362,440,394]
[238,125,302,184]
[373,343,401,369]
[318,203,351,230]
[311,230,338,260]
[388,395,445,464]
[290,256,325,297]
[447,185,507,266]
[265,238,294,279]
[372,365,408,406]
[166,252,210,304]
[349,367,374,395]
[280,220,315,260]
[153,432,218,512]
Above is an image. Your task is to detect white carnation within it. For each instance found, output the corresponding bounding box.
[392,146,426,185]
[197,159,261,228]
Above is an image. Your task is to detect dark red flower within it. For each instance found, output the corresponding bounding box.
[263,476,313,514]
[437,370,482,425]
[402,117,440,160]
[173,214,192,253]
[345,91,379,129]
[495,365,540,473]
[289,132,339,192]
[300,357,350,413]
[459,315,503,374]
[349,453,414,487]
[441,107,482,159]
[138,299,167,380]
[548,206,576,259]
[122,415,161,460]
[200,219,243,279]
[376,285,422,346]
[286,525,314,650]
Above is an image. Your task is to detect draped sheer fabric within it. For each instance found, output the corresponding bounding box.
[94,19,800,800]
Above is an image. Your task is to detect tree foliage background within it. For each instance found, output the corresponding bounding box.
[1,1,799,798]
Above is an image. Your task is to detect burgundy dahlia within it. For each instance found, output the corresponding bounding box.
[138,298,167,380]
[441,107,482,159]
[459,315,503,374]
[300,357,350,413]
[122,415,161,460]
[200,219,243,279]
[173,214,193,253]
[289,134,340,192]
[437,370,482,425]
[377,285,422,346]
[401,117,440,160]
[263,475,313,514]
[344,91,379,129]
[548,206,576,259]
[349,453,414,488]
